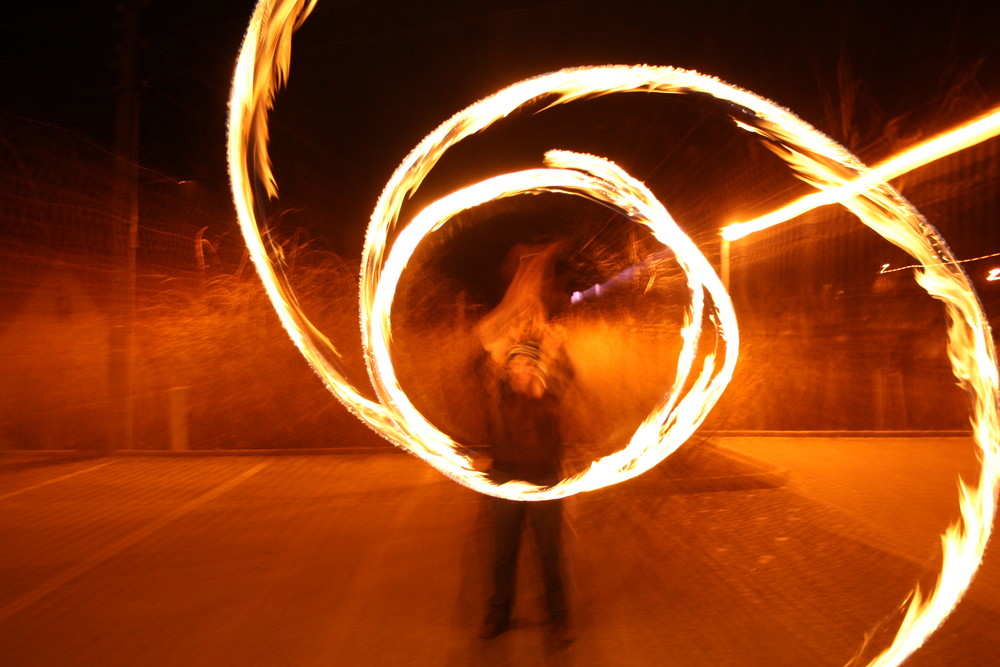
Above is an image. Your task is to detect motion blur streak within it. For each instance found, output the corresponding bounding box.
[718,105,1000,667]
[721,106,1000,242]
[229,2,999,664]
[228,0,402,441]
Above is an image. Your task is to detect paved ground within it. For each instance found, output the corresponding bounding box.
[0,437,998,666]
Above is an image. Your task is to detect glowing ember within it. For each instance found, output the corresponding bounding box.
[228,1,999,664]
[988,268,1000,282]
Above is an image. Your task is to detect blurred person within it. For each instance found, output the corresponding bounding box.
[476,242,575,644]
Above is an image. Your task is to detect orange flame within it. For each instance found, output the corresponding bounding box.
[228,0,402,440]
[721,106,1000,241]
[718,98,1000,667]
[369,150,737,499]
[229,1,742,502]
[229,1,999,663]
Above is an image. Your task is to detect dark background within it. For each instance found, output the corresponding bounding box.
[4,0,998,252]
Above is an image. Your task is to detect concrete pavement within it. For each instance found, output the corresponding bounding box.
[0,438,997,665]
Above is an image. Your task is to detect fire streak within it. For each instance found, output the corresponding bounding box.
[229,1,999,665]
[721,106,1000,241]
[370,150,737,499]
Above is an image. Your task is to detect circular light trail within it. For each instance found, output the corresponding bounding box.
[369,149,736,500]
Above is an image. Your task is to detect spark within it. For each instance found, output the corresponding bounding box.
[229,2,999,664]
[880,250,1000,275]
[988,268,1000,281]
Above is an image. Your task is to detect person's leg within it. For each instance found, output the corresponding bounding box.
[531,499,567,622]
[482,497,523,637]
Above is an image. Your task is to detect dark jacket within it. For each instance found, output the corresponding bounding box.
[488,384,563,486]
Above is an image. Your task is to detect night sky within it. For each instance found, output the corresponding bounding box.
[3,0,999,258]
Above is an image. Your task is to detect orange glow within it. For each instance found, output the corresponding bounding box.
[721,106,1000,241]
[714,100,1000,667]
[228,0,400,441]
[371,150,737,499]
[229,2,999,664]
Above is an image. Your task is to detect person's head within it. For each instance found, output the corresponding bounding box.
[503,341,547,399]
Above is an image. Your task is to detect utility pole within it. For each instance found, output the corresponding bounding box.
[110,0,141,451]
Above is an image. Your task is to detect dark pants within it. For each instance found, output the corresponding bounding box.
[486,496,567,623]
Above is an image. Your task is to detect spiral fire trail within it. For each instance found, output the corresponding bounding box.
[229,3,739,501]
[228,1,999,664]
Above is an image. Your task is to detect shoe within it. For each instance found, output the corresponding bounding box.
[479,616,509,639]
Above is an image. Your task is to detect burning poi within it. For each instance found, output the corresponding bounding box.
[228,1,999,664]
